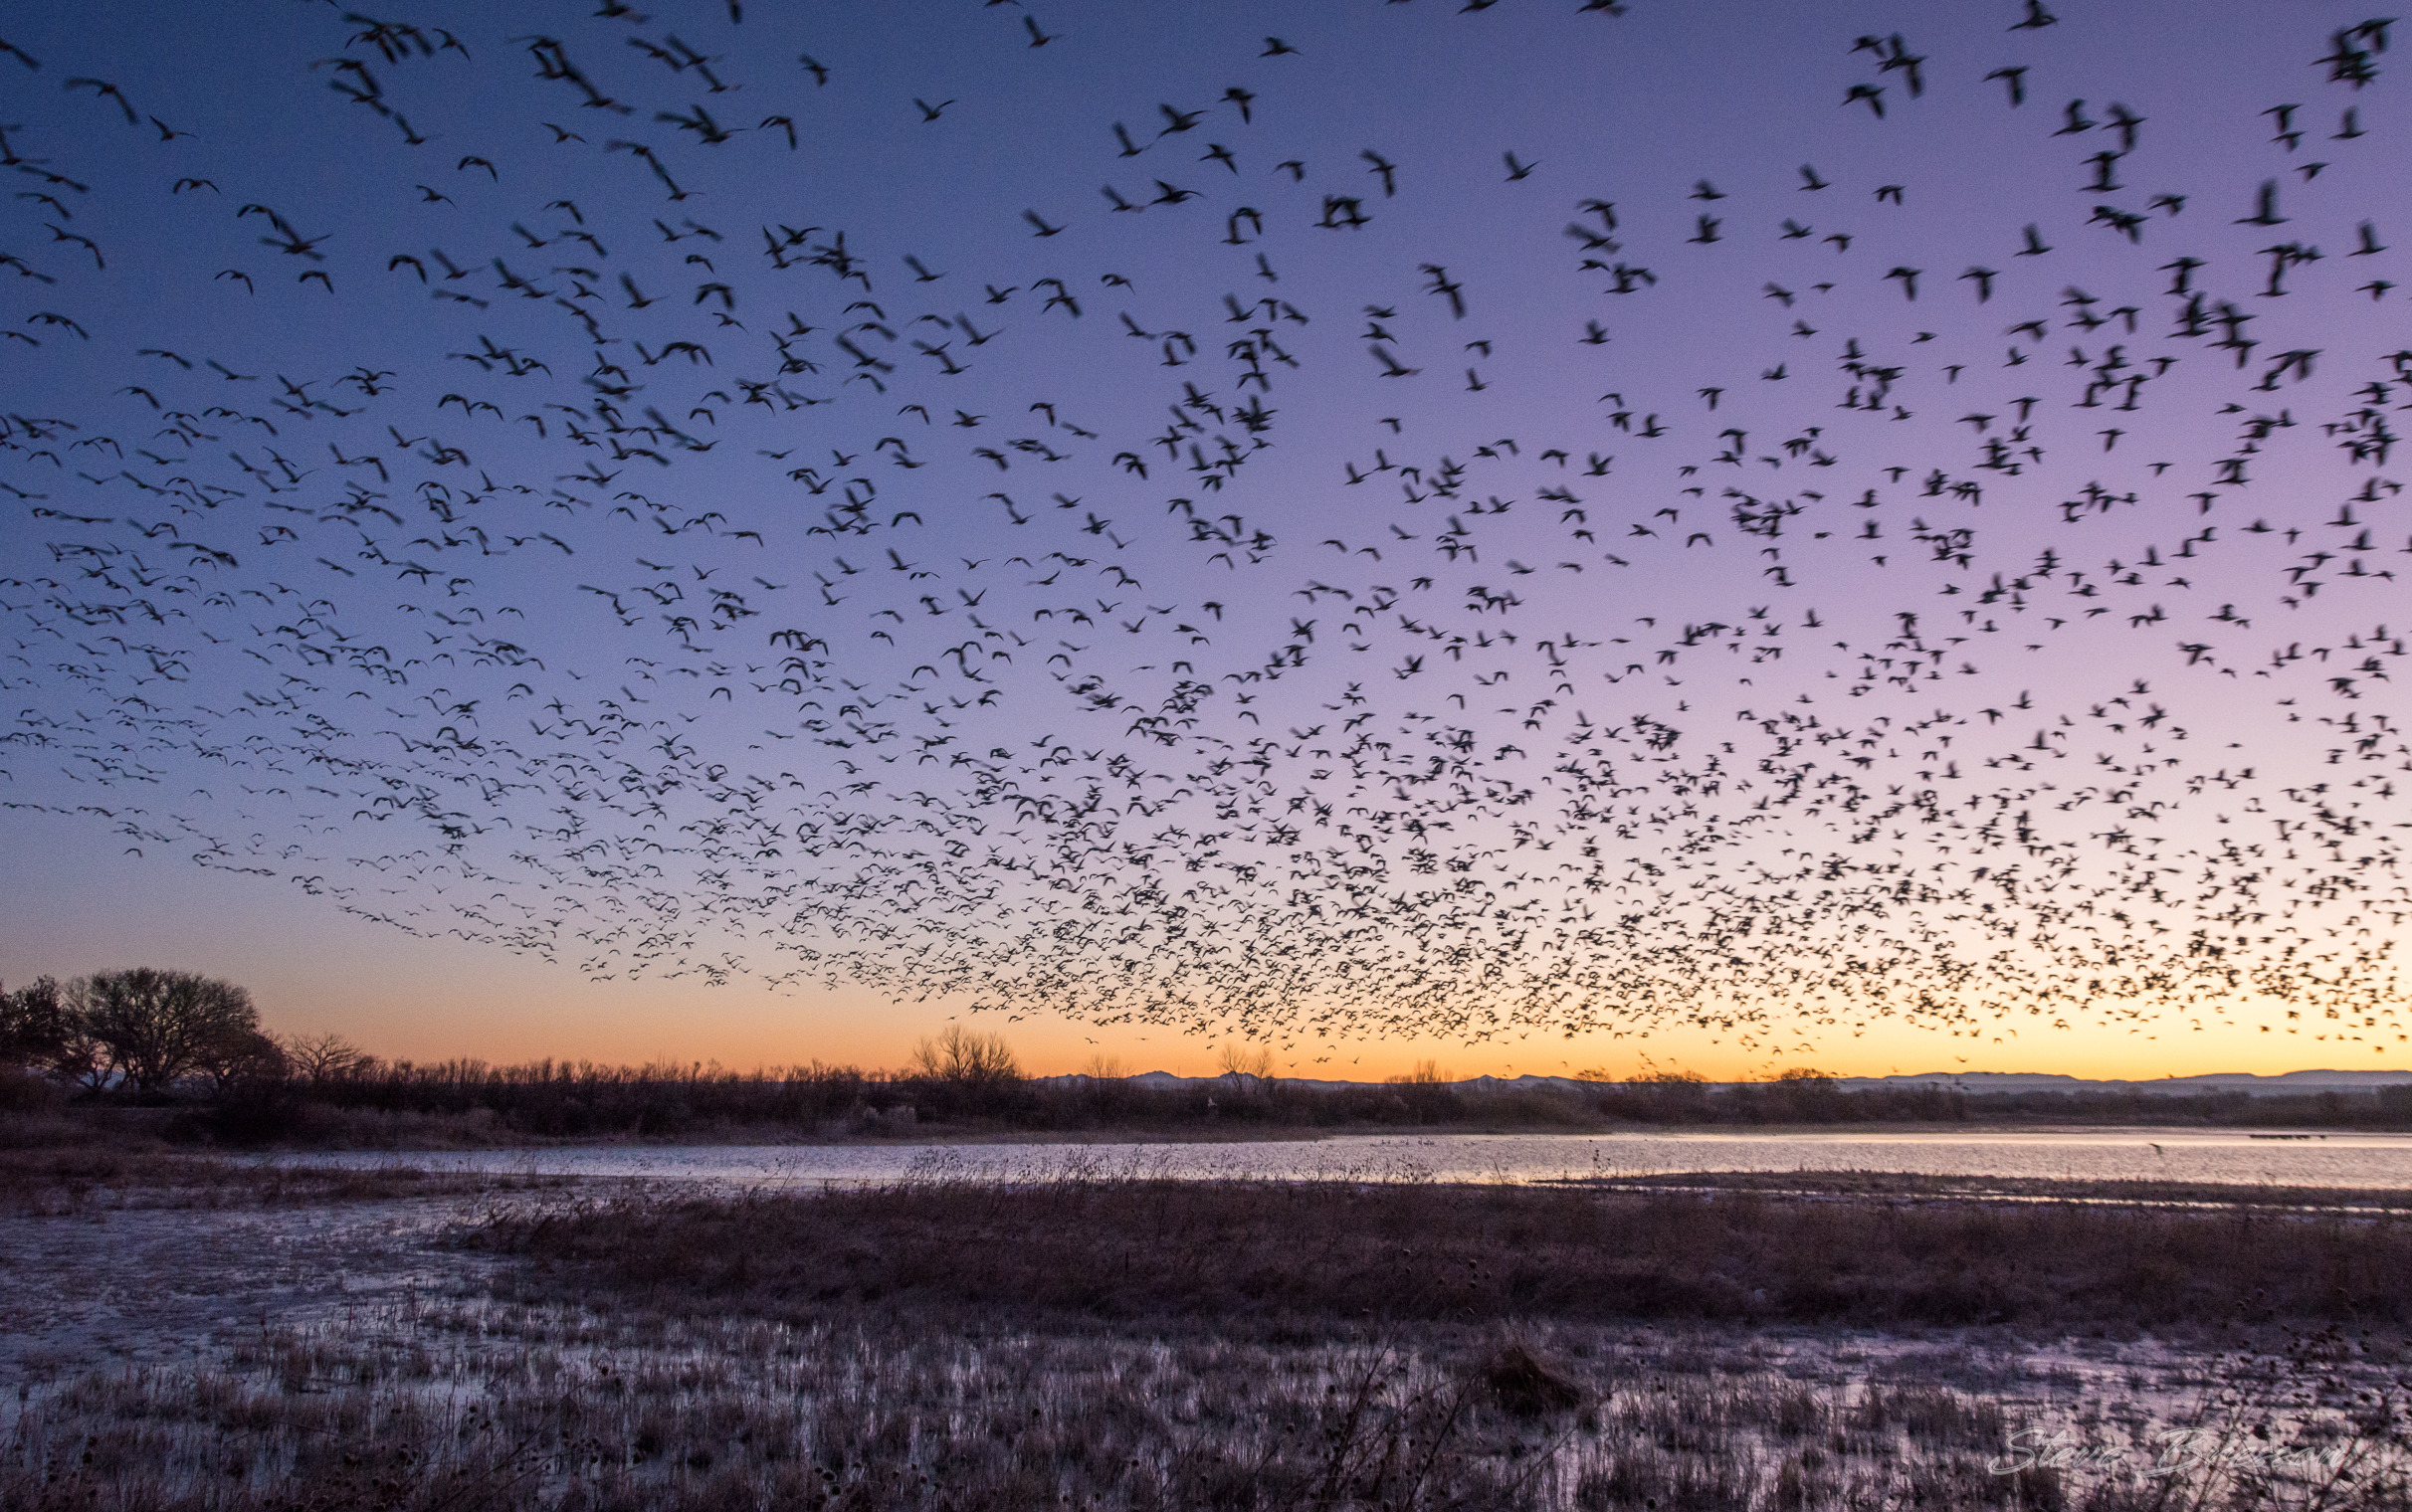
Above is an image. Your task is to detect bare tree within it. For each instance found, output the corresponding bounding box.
[283,1031,377,1085]
[51,977,112,1093]
[1219,1042,1275,1081]
[909,1024,1020,1087]
[80,968,264,1094]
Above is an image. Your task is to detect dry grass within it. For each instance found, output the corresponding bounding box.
[478,1156,2412,1332]
[4,1288,2404,1510]
[0,1142,573,1215]
[4,1154,2408,1508]
[1564,1168,2412,1213]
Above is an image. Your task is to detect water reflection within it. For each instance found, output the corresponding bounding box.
[268,1127,2412,1192]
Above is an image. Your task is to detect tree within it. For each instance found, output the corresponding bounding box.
[909,1024,1020,1087]
[1218,1042,1276,1081]
[50,978,112,1093]
[906,1024,1022,1119]
[81,968,264,1094]
[198,1027,289,1091]
[0,977,72,1072]
[283,1031,377,1084]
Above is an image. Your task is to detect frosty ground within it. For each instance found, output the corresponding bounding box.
[1,1148,2405,1510]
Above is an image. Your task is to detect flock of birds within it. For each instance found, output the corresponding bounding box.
[2,0,2408,1064]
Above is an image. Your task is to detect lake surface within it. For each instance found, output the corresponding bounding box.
[271,1127,2412,1191]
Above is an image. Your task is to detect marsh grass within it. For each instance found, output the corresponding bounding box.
[481,1157,2412,1331]
[6,1160,2408,1508]
[1565,1168,2412,1213]
[0,1142,573,1215]
[6,1291,2404,1510]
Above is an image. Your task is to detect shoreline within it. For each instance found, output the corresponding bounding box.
[1544,1167,2412,1213]
[60,1114,2412,1152]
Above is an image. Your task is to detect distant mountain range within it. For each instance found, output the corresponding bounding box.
[1069,1068,2412,1099]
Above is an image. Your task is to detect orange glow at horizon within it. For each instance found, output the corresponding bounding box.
[3,806,2399,1086]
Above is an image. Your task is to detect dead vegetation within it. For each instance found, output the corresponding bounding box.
[4,1282,2404,1510]
[1561,1167,2412,1212]
[4,1156,2408,1508]
[0,1141,572,1215]
[479,1153,2412,1332]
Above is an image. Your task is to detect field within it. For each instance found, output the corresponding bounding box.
[1,1147,2407,1510]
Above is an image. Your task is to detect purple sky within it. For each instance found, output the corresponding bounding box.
[2,0,2407,1079]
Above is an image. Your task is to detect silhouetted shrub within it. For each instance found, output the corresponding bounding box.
[204,1073,323,1146]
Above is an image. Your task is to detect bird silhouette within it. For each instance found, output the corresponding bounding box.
[0,0,2403,1074]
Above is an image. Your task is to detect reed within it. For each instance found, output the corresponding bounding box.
[0,1142,571,1215]
[5,1157,2406,1509]
[7,1281,2402,1509]
[480,1160,2412,1333]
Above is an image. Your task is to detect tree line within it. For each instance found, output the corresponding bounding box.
[7,973,2409,1140]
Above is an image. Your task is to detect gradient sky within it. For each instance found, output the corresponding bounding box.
[4,0,2408,1081]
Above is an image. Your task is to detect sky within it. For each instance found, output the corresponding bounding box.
[3,0,2409,1082]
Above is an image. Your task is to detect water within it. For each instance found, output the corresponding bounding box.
[268,1127,2412,1192]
